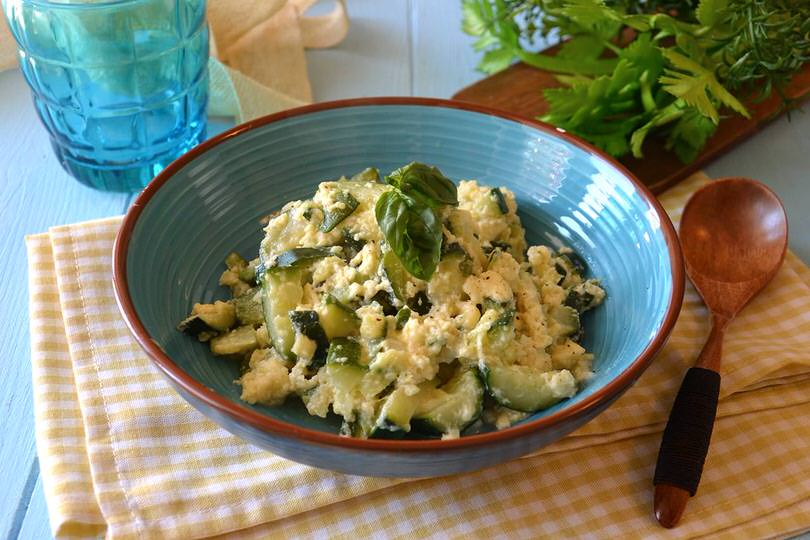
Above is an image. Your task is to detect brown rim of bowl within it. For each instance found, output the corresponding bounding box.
[113,96,685,452]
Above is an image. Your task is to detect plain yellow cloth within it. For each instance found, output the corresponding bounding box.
[0,0,348,120]
[25,172,810,539]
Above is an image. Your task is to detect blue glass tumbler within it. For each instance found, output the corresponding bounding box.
[3,0,209,192]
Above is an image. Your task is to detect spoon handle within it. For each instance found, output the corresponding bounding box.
[653,367,721,527]
[653,314,728,527]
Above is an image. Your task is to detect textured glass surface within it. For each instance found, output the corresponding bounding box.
[3,0,208,191]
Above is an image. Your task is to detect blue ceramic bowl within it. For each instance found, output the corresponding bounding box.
[114,98,684,477]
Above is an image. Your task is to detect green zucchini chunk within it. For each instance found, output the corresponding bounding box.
[320,191,359,233]
[482,364,577,413]
[289,310,330,367]
[490,188,509,214]
[413,369,484,434]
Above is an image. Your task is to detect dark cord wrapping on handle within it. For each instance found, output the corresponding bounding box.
[654,367,721,496]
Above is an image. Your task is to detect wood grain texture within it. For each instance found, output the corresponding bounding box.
[0,70,130,539]
[653,484,690,528]
[453,59,810,195]
[680,178,789,320]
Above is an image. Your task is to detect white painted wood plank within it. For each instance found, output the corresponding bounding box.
[17,476,52,540]
[306,0,411,100]
[0,69,130,539]
[410,0,481,97]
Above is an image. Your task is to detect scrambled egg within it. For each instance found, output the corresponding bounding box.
[180,168,605,439]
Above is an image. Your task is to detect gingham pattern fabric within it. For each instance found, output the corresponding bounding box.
[26,172,810,539]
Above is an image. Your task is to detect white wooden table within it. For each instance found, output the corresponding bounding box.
[2,1,809,537]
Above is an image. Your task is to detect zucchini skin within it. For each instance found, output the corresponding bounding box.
[490,188,509,214]
[266,247,333,272]
[326,337,362,365]
[320,191,359,233]
[481,364,576,413]
[289,310,330,367]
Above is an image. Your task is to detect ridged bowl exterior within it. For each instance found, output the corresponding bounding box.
[115,99,683,477]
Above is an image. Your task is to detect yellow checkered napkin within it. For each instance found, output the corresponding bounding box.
[27,173,810,539]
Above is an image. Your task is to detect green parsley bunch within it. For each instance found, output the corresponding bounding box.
[462,0,810,162]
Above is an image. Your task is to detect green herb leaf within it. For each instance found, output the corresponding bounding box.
[375,190,442,281]
[465,0,809,163]
[629,101,685,158]
[696,0,728,27]
[666,106,717,163]
[660,50,750,123]
[557,35,605,61]
[479,47,516,74]
[461,0,489,36]
[385,162,458,208]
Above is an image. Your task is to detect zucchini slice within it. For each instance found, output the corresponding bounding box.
[441,244,473,276]
[484,302,515,350]
[373,387,419,433]
[176,315,211,337]
[490,188,509,214]
[395,307,411,330]
[289,310,330,367]
[320,191,359,233]
[210,326,258,356]
[238,259,258,284]
[318,296,359,339]
[564,290,594,313]
[559,248,587,274]
[406,290,432,316]
[260,268,303,361]
[350,167,381,183]
[340,230,366,260]
[325,337,362,366]
[371,381,443,436]
[548,304,581,340]
[233,288,264,327]
[326,343,367,426]
[225,252,248,269]
[266,247,333,272]
[177,301,236,336]
[370,290,398,316]
[413,369,484,434]
[482,364,577,413]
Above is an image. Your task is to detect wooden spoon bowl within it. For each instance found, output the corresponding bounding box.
[680,179,789,317]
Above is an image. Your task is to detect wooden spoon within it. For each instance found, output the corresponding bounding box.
[653,177,788,528]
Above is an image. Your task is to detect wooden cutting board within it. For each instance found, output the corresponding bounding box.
[453,60,810,194]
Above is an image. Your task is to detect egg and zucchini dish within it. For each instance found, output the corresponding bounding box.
[178,163,605,439]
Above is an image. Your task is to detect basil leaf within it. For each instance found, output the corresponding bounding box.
[385,162,458,208]
[375,190,442,281]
